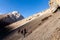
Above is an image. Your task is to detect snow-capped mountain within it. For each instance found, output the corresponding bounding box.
[0,11,24,26]
[6,11,24,23]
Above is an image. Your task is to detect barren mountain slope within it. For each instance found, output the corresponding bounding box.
[1,0,60,40]
[19,11,60,40]
[2,10,60,40]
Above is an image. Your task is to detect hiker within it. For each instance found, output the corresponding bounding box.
[21,28,27,37]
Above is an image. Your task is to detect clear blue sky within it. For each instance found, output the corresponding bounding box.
[0,0,49,18]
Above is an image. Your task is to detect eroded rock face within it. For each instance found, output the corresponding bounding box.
[56,0,60,6]
[49,0,60,7]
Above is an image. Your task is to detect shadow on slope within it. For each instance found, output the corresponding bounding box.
[0,20,13,40]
